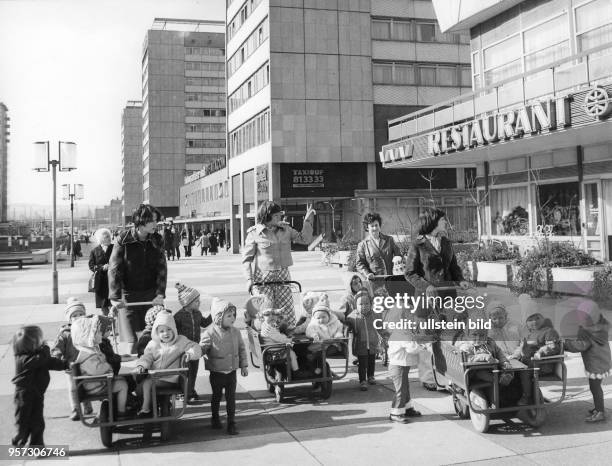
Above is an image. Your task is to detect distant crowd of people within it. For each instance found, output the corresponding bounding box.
[161,223,227,261]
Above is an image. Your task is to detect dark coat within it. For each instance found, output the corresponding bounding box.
[51,324,78,365]
[209,235,218,253]
[174,308,213,343]
[355,233,401,276]
[405,235,463,291]
[108,229,167,301]
[12,345,65,396]
[88,244,113,307]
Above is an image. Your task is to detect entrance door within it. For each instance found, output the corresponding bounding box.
[582,181,603,260]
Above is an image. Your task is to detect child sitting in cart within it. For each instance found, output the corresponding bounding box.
[133,312,202,417]
[260,308,303,375]
[72,315,130,419]
[294,291,325,334]
[135,305,172,357]
[306,298,345,373]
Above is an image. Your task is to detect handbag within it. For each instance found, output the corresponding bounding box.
[88,270,99,293]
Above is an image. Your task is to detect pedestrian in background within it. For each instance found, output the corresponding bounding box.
[197,230,210,255]
[209,232,218,256]
[88,228,113,316]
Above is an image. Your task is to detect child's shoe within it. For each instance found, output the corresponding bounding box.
[517,395,530,406]
[69,410,80,421]
[227,423,239,435]
[389,414,409,424]
[84,404,94,415]
[211,416,222,429]
[137,410,152,418]
[360,381,368,391]
[422,382,437,391]
[585,410,606,423]
[405,407,422,417]
[368,377,376,385]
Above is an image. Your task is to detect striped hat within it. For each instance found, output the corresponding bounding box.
[65,297,86,321]
[176,282,200,307]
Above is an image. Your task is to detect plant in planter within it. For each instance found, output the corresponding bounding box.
[593,265,612,307]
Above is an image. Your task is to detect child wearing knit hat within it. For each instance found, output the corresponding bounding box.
[173,282,212,402]
[135,305,171,357]
[51,297,93,421]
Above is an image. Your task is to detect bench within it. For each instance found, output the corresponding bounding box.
[0,254,34,269]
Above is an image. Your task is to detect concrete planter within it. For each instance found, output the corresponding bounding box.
[473,261,513,285]
[328,250,352,268]
[550,266,597,296]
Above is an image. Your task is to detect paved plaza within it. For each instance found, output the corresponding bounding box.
[0,249,611,465]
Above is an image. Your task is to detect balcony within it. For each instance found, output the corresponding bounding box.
[387,43,612,143]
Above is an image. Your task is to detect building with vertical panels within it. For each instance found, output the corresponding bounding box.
[0,103,9,223]
[121,101,143,224]
[226,0,472,251]
[141,18,225,217]
[382,0,612,260]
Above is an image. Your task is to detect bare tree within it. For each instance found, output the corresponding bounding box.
[465,169,496,242]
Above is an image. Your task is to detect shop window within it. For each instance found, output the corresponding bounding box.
[536,182,580,236]
[490,187,529,235]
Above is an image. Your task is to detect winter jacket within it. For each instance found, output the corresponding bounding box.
[356,233,401,277]
[71,316,115,394]
[108,228,167,301]
[88,244,113,303]
[338,272,364,319]
[51,324,79,365]
[488,321,523,357]
[12,345,65,396]
[174,308,212,343]
[518,318,561,361]
[137,312,202,383]
[345,291,379,356]
[305,312,344,341]
[405,235,463,291]
[242,221,313,278]
[260,321,292,346]
[200,298,248,373]
[564,317,611,378]
[458,337,510,366]
[386,307,420,366]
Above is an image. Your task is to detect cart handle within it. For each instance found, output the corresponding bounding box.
[249,280,302,294]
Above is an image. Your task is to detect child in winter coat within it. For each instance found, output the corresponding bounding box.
[134,311,202,417]
[173,282,212,402]
[515,311,561,405]
[200,298,248,435]
[52,298,93,420]
[294,291,324,334]
[487,301,523,358]
[260,308,300,373]
[12,325,66,447]
[563,300,611,423]
[457,327,514,387]
[135,305,172,356]
[338,273,366,320]
[345,288,379,390]
[72,316,129,418]
[306,299,345,374]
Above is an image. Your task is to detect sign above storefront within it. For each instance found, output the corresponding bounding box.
[280,163,367,198]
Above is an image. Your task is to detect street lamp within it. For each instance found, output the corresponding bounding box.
[62,184,84,268]
[33,141,77,304]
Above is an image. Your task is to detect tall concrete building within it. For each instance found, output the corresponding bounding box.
[226,0,471,251]
[121,101,143,224]
[141,18,226,217]
[0,103,8,222]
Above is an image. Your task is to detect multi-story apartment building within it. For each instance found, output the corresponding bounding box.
[226,0,471,251]
[141,18,225,217]
[0,103,9,223]
[121,101,143,224]
[382,0,612,260]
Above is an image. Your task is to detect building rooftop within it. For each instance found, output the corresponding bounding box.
[151,18,225,33]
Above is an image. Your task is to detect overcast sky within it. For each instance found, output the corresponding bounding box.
[0,0,225,207]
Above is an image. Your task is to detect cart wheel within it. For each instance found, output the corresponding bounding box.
[274,384,284,403]
[99,400,113,448]
[159,395,172,441]
[453,396,470,419]
[469,390,490,433]
[518,390,547,427]
[320,363,333,399]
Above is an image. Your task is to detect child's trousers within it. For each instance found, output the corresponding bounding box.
[187,360,199,396]
[67,373,92,414]
[357,351,376,382]
[13,389,45,447]
[589,378,605,412]
[210,371,237,424]
[389,364,413,415]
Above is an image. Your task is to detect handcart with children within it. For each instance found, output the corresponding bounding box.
[68,302,192,447]
[245,280,349,402]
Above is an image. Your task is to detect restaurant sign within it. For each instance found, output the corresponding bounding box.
[380,95,572,164]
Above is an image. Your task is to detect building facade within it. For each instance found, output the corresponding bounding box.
[226,0,472,251]
[382,0,612,260]
[141,18,226,217]
[0,103,9,223]
[121,101,143,224]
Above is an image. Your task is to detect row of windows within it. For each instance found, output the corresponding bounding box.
[186,93,226,103]
[185,154,225,165]
[187,139,226,148]
[186,108,226,117]
[372,18,469,44]
[185,181,229,207]
[185,62,225,71]
[227,0,263,42]
[228,17,269,77]
[228,62,270,113]
[373,62,472,87]
[473,0,612,88]
[185,47,224,56]
[186,123,226,133]
[229,108,270,158]
[185,76,225,87]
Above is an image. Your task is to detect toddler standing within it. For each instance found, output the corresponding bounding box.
[200,298,248,435]
[12,326,66,447]
[346,288,379,390]
[174,282,212,402]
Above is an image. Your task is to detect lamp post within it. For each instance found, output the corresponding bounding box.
[33,141,77,304]
[62,184,84,268]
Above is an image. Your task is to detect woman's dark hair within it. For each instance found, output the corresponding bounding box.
[418,208,446,235]
[13,325,43,355]
[362,212,382,231]
[132,204,163,227]
[257,201,283,224]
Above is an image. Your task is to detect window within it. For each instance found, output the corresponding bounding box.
[394,64,414,84]
[187,139,226,148]
[372,19,390,39]
[524,14,570,71]
[392,21,412,41]
[483,35,522,85]
[437,66,457,86]
[490,187,529,236]
[228,62,270,113]
[227,0,264,41]
[227,17,269,77]
[417,23,436,42]
[418,66,436,85]
[536,182,581,236]
[373,63,393,84]
[229,108,270,158]
[575,0,612,54]
[186,108,226,117]
[461,66,472,87]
